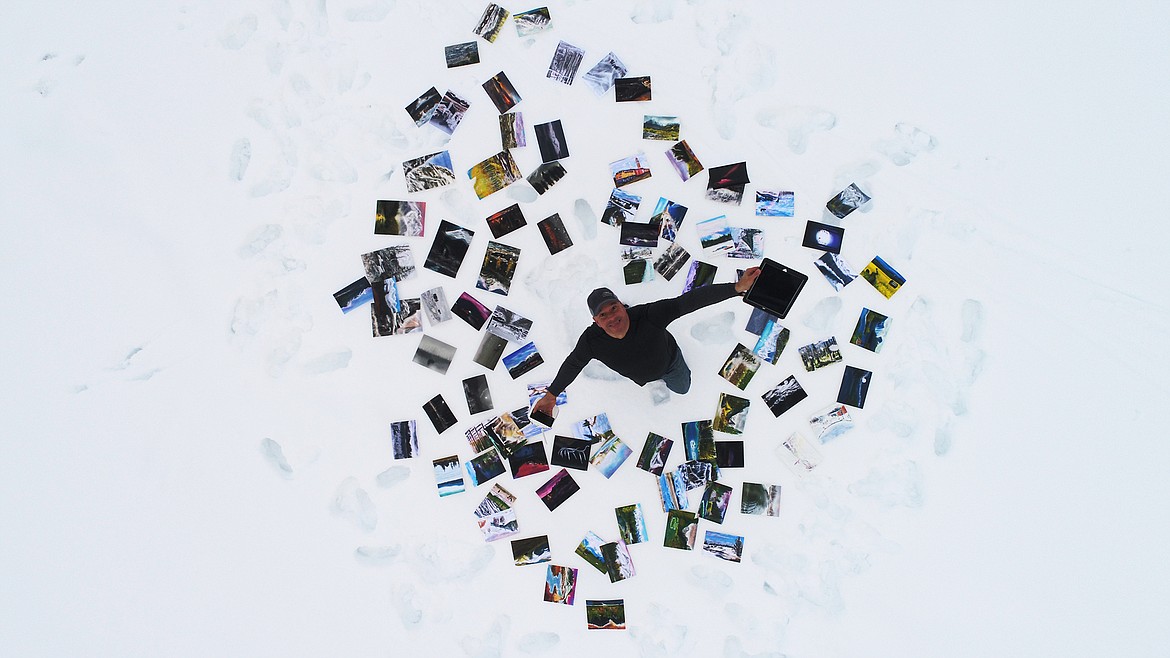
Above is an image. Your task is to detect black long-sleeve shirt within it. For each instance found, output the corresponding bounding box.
[547,283,740,395]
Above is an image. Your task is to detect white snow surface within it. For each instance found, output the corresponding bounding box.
[3,1,1169,656]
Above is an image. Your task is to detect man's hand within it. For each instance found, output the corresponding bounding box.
[735,266,762,294]
[532,392,557,417]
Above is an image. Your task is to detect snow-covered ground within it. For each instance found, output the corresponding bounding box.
[3,1,1168,656]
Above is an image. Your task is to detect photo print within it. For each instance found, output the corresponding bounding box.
[389,420,418,460]
[623,259,653,285]
[482,71,521,114]
[473,3,510,42]
[503,342,543,379]
[586,599,626,630]
[466,448,506,487]
[527,382,567,408]
[475,241,521,295]
[582,52,628,95]
[423,220,473,279]
[756,190,795,217]
[746,307,779,335]
[615,503,649,545]
[601,541,635,582]
[663,510,698,550]
[508,441,550,478]
[651,197,688,242]
[719,344,761,390]
[468,150,522,200]
[550,435,591,471]
[837,366,873,409]
[536,468,580,511]
[860,256,906,299]
[740,482,781,516]
[653,243,691,281]
[433,455,465,497]
[727,228,765,259]
[487,304,534,342]
[681,420,714,462]
[677,459,717,490]
[422,394,458,434]
[762,375,808,417]
[405,86,442,126]
[537,213,573,255]
[485,203,527,239]
[713,393,750,435]
[463,374,494,415]
[372,276,399,315]
[412,334,457,375]
[851,307,890,352]
[802,220,845,254]
[636,433,672,475]
[403,150,455,191]
[826,182,871,219]
[512,535,552,566]
[698,481,733,524]
[620,246,652,263]
[472,331,507,369]
[372,294,421,337]
[543,565,577,605]
[706,162,750,205]
[444,41,480,68]
[666,140,704,181]
[499,112,526,149]
[619,220,660,248]
[808,403,854,442]
[375,200,425,237]
[429,91,471,135]
[451,291,491,329]
[475,484,519,541]
[333,277,372,314]
[815,251,858,291]
[658,470,688,512]
[643,115,680,141]
[681,260,717,293]
[362,245,416,282]
[527,161,566,195]
[614,76,651,102]
[571,413,614,443]
[514,7,552,37]
[697,215,733,255]
[575,532,608,574]
[546,40,585,84]
[752,318,790,364]
[591,435,632,479]
[610,152,652,188]
[534,119,569,162]
[465,423,495,454]
[779,431,823,475]
[601,188,641,227]
[798,337,842,372]
[486,412,528,456]
[716,441,745,468]
[702,531,744,563]
[420,286,451,325]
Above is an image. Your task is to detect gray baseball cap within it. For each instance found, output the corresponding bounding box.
[587,287,621,316]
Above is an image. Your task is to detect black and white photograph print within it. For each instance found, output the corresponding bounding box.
[485,203,527,239]
[837,365,873,409]
[740,482,781,516]
[536,468,580,511]
[653,242,691,281]
[428,90,471,135]
[601,187,641,226]
[643,115,680,141]
[451,291,491,329]
[534,119,569,163]
[423,220,473,279]
[550,435,592,471]
[362,245,416,282]
[372,295,421,337]
[706,183,744,205]
[537,213,573,255]
[444,41,480,68]
[412,334,457,375]
[798,337,843,372]
[405,86,442,126]
[473,331,508,370]
[802,219,845,253]
[620,246,652,263]
[486,305,533,342]
[582,51,628,95]
[422,394,458,434]
[511,535,552,566]
[403,150,455,192]
[614,76,651,102]
[526,161,566,195]
[513,7,552,36]
[482,70,522,113]
[420,286,451,325]
[665,140,704,181]
[500,112,526,148]
[619,220,660,248]
[503,341,543,379]
[374,200,425,237]
[333,277,372,314]
[475,241,521,296]
[473,3,510,42]
[389,420,418,460]
[826,182,871,218]
[814,251,858,291]
[762,375,808,417]
[546,40,585,84]
[463,374,494,415]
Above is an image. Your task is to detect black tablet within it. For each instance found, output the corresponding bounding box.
[530,405,558,428]
[743,258,808,319]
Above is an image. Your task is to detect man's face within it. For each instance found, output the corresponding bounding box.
[593,300,630,339]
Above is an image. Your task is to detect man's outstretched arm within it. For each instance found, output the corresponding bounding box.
[533,334,591,415]
[646,267,761,326]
